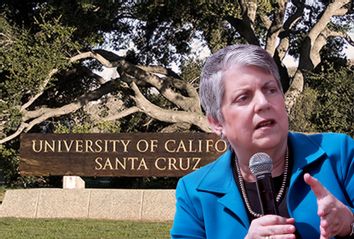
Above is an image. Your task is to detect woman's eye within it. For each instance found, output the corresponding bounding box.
[240,95,248,101]
[268,87,278,94]
[235,94,249,103]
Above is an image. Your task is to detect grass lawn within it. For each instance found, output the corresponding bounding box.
[0,218,172,239]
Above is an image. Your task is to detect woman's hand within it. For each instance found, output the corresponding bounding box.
[245,215,296,239]
[304,173,354,238]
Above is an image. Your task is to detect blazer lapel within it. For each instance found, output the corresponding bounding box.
[287,132,326,216]
[288,132,326,185]
[218,189,250,228]
[197,150,250,228]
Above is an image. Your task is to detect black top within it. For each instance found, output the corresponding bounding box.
[231,147,304,238]
[231,150,291,221]
[242,172,290,220]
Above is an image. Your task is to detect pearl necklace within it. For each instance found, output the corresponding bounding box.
[234,149,289,218]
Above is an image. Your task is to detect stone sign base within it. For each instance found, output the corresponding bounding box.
[0,188,175,221]
[63,176,85,189]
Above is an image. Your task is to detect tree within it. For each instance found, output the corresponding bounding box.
[1,0,353,143]
[290,63,354,136]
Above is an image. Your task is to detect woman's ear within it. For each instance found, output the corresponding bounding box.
[207,115,223,137]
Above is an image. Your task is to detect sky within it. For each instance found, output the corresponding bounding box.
[97,26,354,80]
[98,40,354,80]
[345,31,354,59]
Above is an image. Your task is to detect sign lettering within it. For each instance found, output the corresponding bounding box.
[20,133,227,177]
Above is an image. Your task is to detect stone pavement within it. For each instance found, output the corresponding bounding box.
[0,189,176,221]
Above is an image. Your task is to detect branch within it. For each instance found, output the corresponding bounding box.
[299,0,351,70]
[226,0,260,47]
[225,16,260,45]
[100,106,141,122]
[134,64,192,92]
[117,60,201,112]
[0,79,119,144]
[23,79,115,131]
[23,102,82,133]
[238,0,257,23]
[283,0,306,30]
[92,49,122,63]
[0,123,28,144]
[285,70,304,113]
[325,29,354,46]
[310,28,354,67]
[274,0,307,61]
[308,0,350,43]
[259,15,272,30]
[265,1,287,55]
[161,122,192,133]
[277,38,290,62]
[20,68,58,112]
[275,1,309,61]
[79,65,110,84]
[20,50,116,112]
[130,81,210,132]
[69,51,115,67]
[137,65,181,79]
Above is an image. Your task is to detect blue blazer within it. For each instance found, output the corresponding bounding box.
[171,132,354,239]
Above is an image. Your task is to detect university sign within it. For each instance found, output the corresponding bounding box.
[20,133,227,177]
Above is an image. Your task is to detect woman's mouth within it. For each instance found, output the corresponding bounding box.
[255,120,275,129]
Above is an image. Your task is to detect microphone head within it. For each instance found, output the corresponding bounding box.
[249,152,273,176]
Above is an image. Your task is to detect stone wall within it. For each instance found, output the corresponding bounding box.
[0,189,176,221]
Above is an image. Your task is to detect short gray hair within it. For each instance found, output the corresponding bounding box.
[199,44,281,122]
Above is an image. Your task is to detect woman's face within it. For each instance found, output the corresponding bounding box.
[215,65,288,153]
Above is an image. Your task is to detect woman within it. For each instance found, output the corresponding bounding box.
[170,44,354,238]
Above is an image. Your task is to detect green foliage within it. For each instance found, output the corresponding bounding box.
[0,15,79,102]
[180,59,203,90]
[53,122,92,133]
[0,144,19,185]
[54,121,121,133]
[290,64,354,136]
[258,0,273,13]
[308,65,353,135]
[130,0,244,64]
[0,15,81,138]
[1,107,22,134]
[0,143,47,187]
[289,88,319,133]
[96,121,121,133]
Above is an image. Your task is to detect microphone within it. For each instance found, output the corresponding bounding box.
[249,152,279,215]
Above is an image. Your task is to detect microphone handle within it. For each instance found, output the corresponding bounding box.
[255,173,279,215]
[255,174,302,238]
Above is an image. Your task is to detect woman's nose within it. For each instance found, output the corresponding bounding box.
[254,92,271,112]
